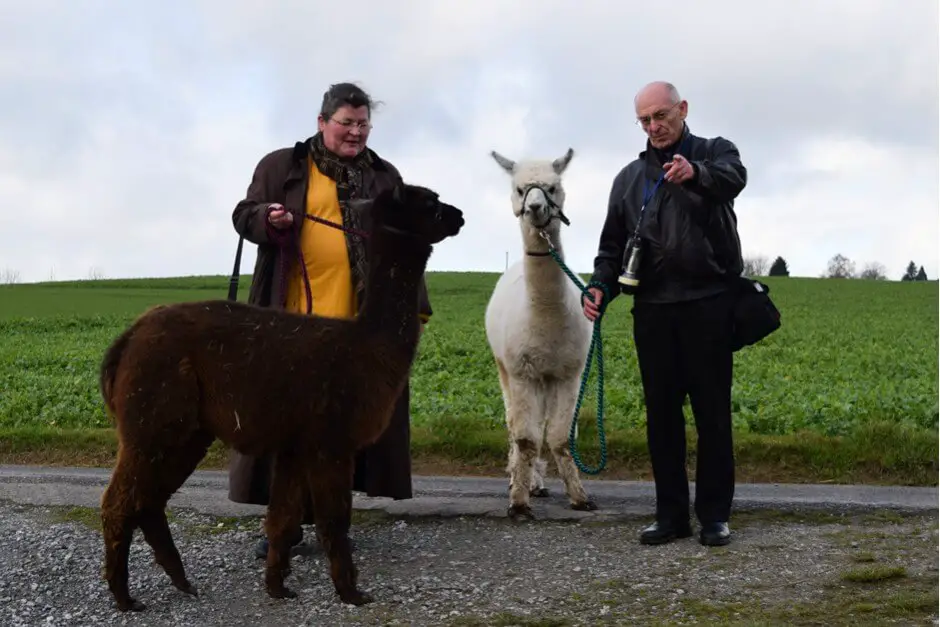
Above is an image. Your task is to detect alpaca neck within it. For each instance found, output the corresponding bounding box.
[357,227,431,351]
[522,224,569,305]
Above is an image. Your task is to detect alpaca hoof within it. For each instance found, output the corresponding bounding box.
[175,581,199,597]
[340,589,374,606]
[531,487,550,498]
[267,585,297,600]
[507,504,535,520]
[571,500,598,512]
[116,598,146,612]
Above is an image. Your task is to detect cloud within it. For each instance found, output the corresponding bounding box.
[739,137,938,278]
[0,0,936,284]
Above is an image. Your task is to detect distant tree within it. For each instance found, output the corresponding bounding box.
[1,268,20,284]
[742,254,770,276]
[826,254,856,279]
[768,256,790,277]
[902,261,917,281]
[915,265,928,281]
[859,262,887,280]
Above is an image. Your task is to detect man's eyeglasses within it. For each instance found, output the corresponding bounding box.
[635,103,680,128]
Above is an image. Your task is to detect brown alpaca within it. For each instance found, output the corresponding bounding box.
[98,183,464,612]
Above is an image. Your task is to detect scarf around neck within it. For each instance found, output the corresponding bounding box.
[308,132,374,201]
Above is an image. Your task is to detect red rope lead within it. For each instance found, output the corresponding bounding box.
[288,212,371,315]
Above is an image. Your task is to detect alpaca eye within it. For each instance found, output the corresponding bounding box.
[548,186,556,194]
[516,187,523,195]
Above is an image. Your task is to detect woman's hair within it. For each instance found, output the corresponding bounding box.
[320,82,384,119]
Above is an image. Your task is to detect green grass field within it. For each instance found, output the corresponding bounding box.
[0,273,937,484]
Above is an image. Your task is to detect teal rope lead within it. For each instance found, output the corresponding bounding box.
[545,247,610,475]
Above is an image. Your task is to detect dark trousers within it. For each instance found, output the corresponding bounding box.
[632,291,735,524]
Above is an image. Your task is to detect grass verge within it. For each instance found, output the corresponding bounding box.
[0,418,935,485]
[667,575,938,627]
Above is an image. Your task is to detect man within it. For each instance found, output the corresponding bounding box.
[228,82,432,558]
[583,81,747,547]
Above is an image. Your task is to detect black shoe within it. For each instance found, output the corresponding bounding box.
[253,526,306,559]
[699,522,731,546]
[254,536,269,559]
[639,520,693,545]
[253,532,357,559]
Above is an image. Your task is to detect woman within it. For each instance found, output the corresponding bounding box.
[228,82,432,557]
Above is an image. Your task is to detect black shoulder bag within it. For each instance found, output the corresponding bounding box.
[697,139,781,351]
[728,274,781,351]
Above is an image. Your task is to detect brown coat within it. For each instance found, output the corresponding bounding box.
[226,137,431,504]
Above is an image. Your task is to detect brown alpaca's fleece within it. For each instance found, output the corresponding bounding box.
[97,216,439,612]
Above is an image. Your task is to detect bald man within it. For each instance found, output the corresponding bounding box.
[583,81,747,547]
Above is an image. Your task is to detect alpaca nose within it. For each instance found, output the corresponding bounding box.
[527,201,544,212]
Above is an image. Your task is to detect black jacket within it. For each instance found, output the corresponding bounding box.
[590,125,747,304]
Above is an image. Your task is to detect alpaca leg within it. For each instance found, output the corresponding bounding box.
[137,510,197,596]
[546,380,597,511]
[101,452,144,612]
[497,357,545,499]
[263,451,306,600]
[506,376,542,520]
[306,455,369,605]
[102,429,213,611]
[136,429,213,597]
[495,357,516,494]
[530,455,549,498]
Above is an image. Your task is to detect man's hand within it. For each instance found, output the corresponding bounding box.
[267,203,294,229]
[582,286,604,321]
[663,154,695,184]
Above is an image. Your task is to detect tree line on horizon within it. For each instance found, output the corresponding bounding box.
[742,255,931,282]
[0,258,934,286]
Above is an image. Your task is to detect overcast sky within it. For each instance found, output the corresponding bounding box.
[1,0,937,284]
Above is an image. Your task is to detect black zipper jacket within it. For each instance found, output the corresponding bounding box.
[590,125,748,304]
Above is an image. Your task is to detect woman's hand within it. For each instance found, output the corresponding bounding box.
[267,204,294,229]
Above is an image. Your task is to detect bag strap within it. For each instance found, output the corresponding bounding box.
[227,233,245,301]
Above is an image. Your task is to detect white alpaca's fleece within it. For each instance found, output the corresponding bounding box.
[484,148,597,518]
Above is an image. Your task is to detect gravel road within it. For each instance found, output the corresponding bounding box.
[0,500,936,626]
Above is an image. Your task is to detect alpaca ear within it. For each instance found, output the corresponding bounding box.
[552,148,574,174]
[491,151,516,174]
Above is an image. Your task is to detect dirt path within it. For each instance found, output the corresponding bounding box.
[0,502,936,626]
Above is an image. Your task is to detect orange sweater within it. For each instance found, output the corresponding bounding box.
[285,161,357,318]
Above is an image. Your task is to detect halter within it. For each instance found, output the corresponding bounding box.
[521,183,570,257]
[520,183,570,230]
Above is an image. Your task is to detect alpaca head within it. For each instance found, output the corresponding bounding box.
[490,148,574,233]
[369,182,465,245]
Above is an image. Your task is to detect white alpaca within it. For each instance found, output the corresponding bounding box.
[484,147,597,519]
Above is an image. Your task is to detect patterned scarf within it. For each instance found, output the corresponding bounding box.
[307,132,375,306]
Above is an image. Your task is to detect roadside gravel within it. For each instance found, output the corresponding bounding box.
[0,501,936,626]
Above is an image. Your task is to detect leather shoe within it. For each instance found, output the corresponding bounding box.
[699,521,731,546]
[253,526,306,559]
[639,520,693,545]
[253,530,357,559]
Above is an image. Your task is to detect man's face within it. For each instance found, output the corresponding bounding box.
[318,104,371,158]
[635,90,687,150]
